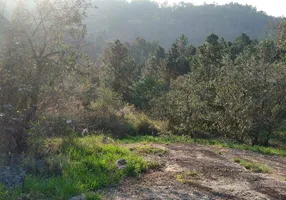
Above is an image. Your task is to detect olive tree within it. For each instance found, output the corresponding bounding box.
[0,0,94,152]
[215,44,286,146]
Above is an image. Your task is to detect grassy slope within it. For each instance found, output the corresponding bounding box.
[1,134,285,199]
[1,136,147,200]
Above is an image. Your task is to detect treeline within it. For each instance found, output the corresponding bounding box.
[1,0,286,154]
[97,29,286,147]
[87,0,281,56]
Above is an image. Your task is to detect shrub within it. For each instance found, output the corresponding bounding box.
[125,110,160,136]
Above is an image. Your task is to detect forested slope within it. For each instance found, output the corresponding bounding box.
[87,0,280,54]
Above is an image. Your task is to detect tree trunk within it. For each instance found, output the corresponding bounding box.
[261,131,272,147]
[262,138,269,147]
[251,134,259,146]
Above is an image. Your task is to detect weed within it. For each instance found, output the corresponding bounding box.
[135,146,168,155]
[213,149,223,155]
[147,161,164,171]
[176,171,200,183]
[233,158,270,173]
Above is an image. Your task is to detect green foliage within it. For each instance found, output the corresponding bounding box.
[233,158,270,173]
[277,20,286,51]
[100,40,136,101]
[129,37,159,65]
[131,76,168,110]
[215,48,286,145]
[0,0,94,152]
[125,109,160,136]
[152,30,286,147]
[0,185,20,200]
[166,34,194,79]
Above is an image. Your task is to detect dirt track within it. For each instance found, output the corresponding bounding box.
[104,143,286,200]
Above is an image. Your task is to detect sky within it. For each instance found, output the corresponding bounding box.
[154,0,285,17]
[1,0,285,18]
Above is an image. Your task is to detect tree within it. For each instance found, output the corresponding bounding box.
[215,47,286,146]
[153,73,213,139]
[191,33,224,81]
[0,0,93,152]
[100,39,136,101]
[166,35,193,81]
[131,76,167,110]
[129,37,159,65]
[277,20,286,51]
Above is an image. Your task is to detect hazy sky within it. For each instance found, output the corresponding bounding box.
[154,0,285,17]
[2,0,285,18]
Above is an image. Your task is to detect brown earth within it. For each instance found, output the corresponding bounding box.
[103,143,286,200]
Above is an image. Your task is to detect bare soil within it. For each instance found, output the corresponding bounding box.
[104,143,286,200]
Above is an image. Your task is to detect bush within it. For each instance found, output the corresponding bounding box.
[125,109,160,136]
[131,76,168,110]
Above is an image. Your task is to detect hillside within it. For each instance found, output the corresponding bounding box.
[1,0,286,199]
[86,0,280,53]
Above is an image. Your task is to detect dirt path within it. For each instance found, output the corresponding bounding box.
[104,143,286,200]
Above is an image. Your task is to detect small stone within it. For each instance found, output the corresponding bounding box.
[0,166,25,189]
[66,120,72,124]
[129,148,135,151]
[116,159,127,169]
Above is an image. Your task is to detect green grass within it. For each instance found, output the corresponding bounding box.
[0,185,21,200]
[134,145,168,155]
[120,135,286,156]
[3,136,147,200]
[176,171,200,183]
[233,158,270,173]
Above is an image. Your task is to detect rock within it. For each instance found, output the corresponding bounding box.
[69,194,86,200]
[0,166,25,189]
[66,119,72,124]
[35,159,46,174]
[81,128,88,136]
[115,159,127,169]
[129,148,135,151]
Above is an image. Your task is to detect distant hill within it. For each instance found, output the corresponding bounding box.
[86,0,281,54]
